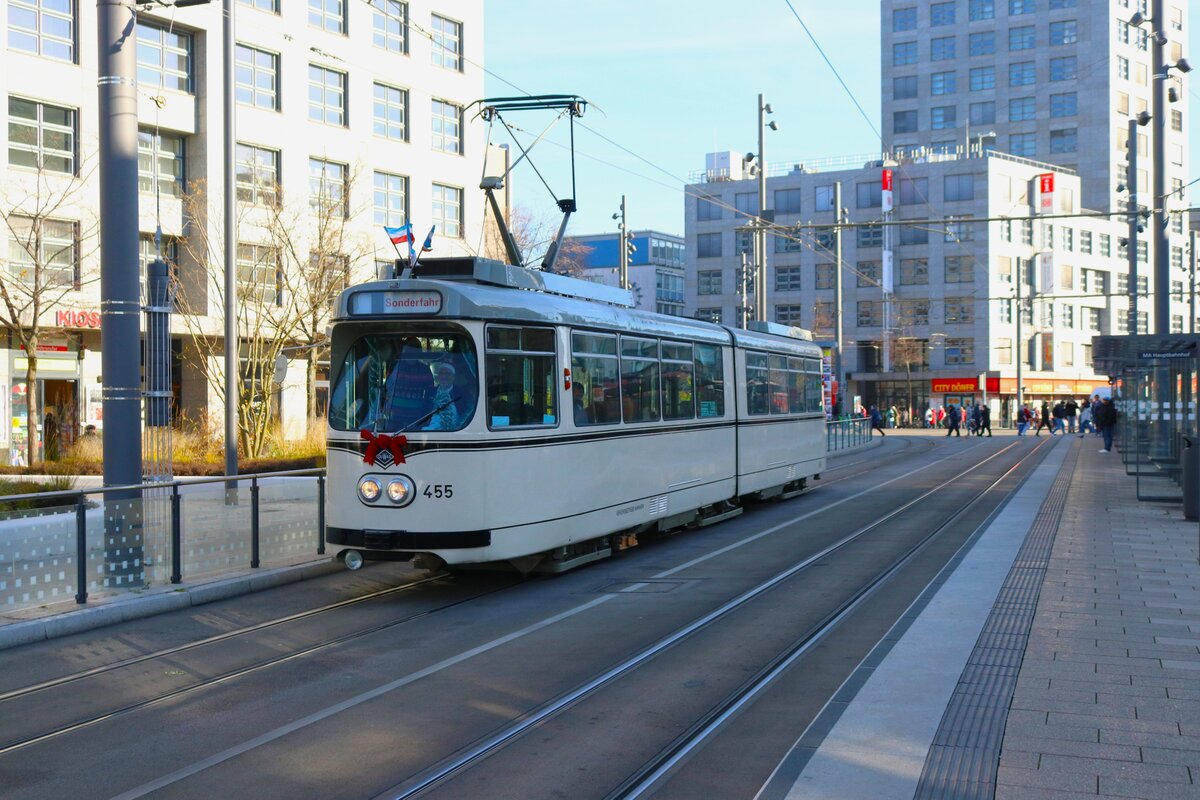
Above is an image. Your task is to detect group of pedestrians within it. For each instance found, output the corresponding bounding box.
[1014,395,1118,452]
[938,402,992,437]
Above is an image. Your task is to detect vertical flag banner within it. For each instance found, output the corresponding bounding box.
[1037,173,1055,214]
[1039,252,1055,294]
[881,250,894,293]
[881,168,894,213]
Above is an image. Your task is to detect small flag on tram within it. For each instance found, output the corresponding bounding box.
[421,226,436,253]
[384,223,413,246]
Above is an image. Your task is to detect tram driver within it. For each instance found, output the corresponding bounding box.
[383,337,434,429]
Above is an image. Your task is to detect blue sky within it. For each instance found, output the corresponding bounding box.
[483,1,1200,239]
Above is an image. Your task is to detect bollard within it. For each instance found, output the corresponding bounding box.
[1183,436,1198,521]
[170,484,182,584]
[250,477,260,569]
[74,494,87,604]
[317,474,327,556]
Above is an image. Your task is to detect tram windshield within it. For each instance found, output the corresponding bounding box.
[329,331,478,432]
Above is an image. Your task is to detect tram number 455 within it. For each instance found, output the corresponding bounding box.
[424,484,454,499]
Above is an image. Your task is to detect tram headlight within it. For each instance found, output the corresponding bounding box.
[358,477,382,502]
[386,476,416,506]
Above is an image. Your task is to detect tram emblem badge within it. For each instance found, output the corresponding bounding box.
[360,430,407,468]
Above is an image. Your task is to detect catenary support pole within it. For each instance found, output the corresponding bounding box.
[97,0,142,489]
[756,94,768,322]
[223,0,239,483]
[1151,0,1168,334]
[833,182,844,417]
[1128,118,1140,334]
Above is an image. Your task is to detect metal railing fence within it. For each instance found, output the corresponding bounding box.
[826,418,873,452]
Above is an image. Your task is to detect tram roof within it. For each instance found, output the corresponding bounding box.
[334,257,819,355]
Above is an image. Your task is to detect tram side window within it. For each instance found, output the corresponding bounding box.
[805,357,823,413]
[661,341,695,420]
[695,344,725,418]
[769,354,789,414]
[787,357,806,413]
[746,352,770,415]
[571,332,620,425]
[620,336,660,422]
[486,325,557,428]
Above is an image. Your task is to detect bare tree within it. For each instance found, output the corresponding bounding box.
[0,161,98,465]
[177,178,311,459]
[483,204,590,277]
[889,307,929,427]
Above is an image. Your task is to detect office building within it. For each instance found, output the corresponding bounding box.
[563,230,686,316]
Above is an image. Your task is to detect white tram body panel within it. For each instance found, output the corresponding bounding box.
[325,257,825,570]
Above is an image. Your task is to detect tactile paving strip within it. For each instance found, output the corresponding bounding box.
[912,439,1080,800]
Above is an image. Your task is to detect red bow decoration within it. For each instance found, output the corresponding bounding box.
[360,429,407,465]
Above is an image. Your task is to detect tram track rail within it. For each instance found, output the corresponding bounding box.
[373,437,1048,800]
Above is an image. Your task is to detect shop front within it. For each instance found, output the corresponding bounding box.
[9,334,84,465]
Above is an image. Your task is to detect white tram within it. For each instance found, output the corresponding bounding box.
[326,257,827,573]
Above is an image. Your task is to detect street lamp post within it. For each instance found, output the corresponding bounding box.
[753,95,777,323]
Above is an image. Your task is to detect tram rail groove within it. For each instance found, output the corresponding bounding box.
[612,438,1052,800]
[376,439,1040,800]
[0,577,522,757]
[96,437,996,800]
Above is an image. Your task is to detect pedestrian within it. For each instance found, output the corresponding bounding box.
[1094,396,1118,452]
[1090,395,1103,436]
[870,405,886,437]
[1065,397,1079,434]
[1034,401,1052,436]
[1016,403,1030,436]
[1051,400,1066,435]
[886,406,897,429]
[1078,400,1094,436]
[924,407,934,429]
[979,403,992,437]
[937,406,946,428]
[945,403,962,437]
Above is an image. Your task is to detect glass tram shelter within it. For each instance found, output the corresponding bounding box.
[1092,334,1200,516]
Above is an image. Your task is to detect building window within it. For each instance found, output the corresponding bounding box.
[931,36,956,61]
[898,177,928,205]
[735,230,753,255]
[1008,26,1035,51]
[969,66,995,91]
[309,157,347,216]
[857,261,880,288]
[7,97,76,173]
[1099,233,1111,257]
[431,13,462,70]
[945,338,974,365]
[894,110,918,133]
[931,2,955,25]
[944,173,974,201]
[697,233,721,258]
[1061,227,1074,252]
[999,301,1013,324]
[900,300,930,326]
[237,243,281,305]
[774,188,802,215]
[969,32,995,56]
[7,216,78,287]
[137,130,184,197]
[969,0,994,19]
[996,338,1012,364]
[1008,0,1035,14]
[1049,92,1077,117]
[776,266,803,291]
[1009,61,1035,86]
[698,270,722,294]
[1117,56,1130,80]
[894,75,918,100]
[893,7,917,30]
[815,263,835,289]
[857,182,882,208]
[857,301,883,327]
[431,99,463,154]
[734,192,758,216]
[1048,0,1076,7]
[1171,109,1183,132]
[945,256,974,283]
[945,216,974,241]
[894,41,918,65]
[1060,305,1074,328]
[814,185,834,212]
[857,225,883,248]
[775,305,804,325]
[968,101,995,125]
[900,258,928,285]
[136,23,192,93]
[774,234,802,254]
[1079,230,1092,254]
[899,224,928,245]
[1049,56,1077,81]
[931,72,956,95]
[373,171,408,228]
[308,0,345,33]
[1050,128,1077,153]
[696,308,722,324]
[373,83,408,141]
[8,0,75,62]
[432,183,463,238]
[308,65,346,126]
[235,44,279,110]
[235,143,279,205]
[696,194,722,221]
[944,299,973,325]
[373,0,408,53]
[1009,132,1036,156]
[239,0,280,11]
[1049,20,1077,45]
[1009,96,1035,121]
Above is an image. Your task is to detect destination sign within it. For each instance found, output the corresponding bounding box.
[1138,350,1195,360]
[350,290,443,316]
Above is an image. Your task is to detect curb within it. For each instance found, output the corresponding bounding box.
[0,556,341,652]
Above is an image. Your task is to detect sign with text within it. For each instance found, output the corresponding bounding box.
[1038,173,1054,214]
[55,309,101,329]
[881,169,893,213]
[349,290,443,316]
